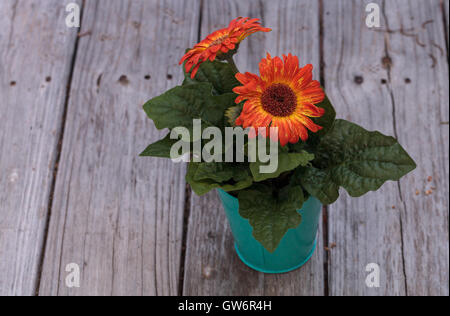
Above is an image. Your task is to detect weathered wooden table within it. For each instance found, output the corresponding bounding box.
[0,0,448,296]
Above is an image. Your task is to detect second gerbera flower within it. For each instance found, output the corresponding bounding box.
[233,53,326,146]
[180,17,271,78]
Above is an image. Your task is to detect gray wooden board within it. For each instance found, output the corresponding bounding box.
[0,0,80,296]
[323,0,448,296]
[182,0,326,296]
[383,0,449,296]
[444,0,449,45]
[38,0,200,296]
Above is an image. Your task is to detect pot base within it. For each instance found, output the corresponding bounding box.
[234,239,317,274]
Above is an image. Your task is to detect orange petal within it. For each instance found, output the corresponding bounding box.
[190,63,202,79]
[297,103,325,117]
[297,115,323,133]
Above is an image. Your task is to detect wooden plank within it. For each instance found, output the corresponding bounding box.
[383,0,449,296]
[323,0,408,296]
[323,0,449,296]
[182,0,325,296]
[0,0,80,296]
[38,0,200,296]
[444,0,449,45]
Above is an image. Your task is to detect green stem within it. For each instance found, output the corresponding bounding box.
[226,56,240,74]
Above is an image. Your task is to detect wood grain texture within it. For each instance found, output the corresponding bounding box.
[38,0,200,296]
[0,0,80,296]
[323,0,409,296]
[323,0,448,295]
[0,0,447,297]
[182,0,326,296]
[444,0,449,45]
[383,0,449,296]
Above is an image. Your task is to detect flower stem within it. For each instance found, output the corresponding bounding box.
[226,56,240,75]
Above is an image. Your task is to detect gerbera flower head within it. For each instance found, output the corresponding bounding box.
[180,17,271,78]
[233,53,326,146]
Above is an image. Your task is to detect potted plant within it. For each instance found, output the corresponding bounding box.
[140,17,416,273]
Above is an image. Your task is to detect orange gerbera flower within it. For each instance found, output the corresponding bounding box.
[180,17,271,78]
[233,53,325,146]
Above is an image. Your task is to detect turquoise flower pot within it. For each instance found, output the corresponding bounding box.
[218,189,322,274]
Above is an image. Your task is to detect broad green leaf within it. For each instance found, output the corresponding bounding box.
[140,134,189,159]
[186,162,253,196]
[301,119,416,203]
[288,140,307,153]
[183,60,240,94]
[307,94,336,145]
[298,167,340,204]
[143,83,236,133]
[250,150,314,182]
[194,162,243,183]
[238,185,304,253]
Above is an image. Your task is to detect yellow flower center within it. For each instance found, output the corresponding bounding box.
[261,84,297,117]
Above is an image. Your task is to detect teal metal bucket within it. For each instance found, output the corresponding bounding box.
[218,189,322,274]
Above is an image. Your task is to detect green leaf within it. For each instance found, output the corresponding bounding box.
[298,167,340,204]
[238,185,304,253]
[143,83,236,134]
[140,134,189,159]
[186,162,253,196]
[183,60,240,94]
[307,94,336,145]
[250,150,314,182]
[194,163,237,183]
[301,119,416,203]
[287,140,307,153]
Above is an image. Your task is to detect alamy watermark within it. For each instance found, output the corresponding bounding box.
[65,263,81,288]
[170,119,279,174]
[65,3,380,30]
[365,3,381,28]
[365,263,381,288]
[65,3,80,28]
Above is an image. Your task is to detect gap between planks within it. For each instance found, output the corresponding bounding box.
[319,0,330,297]
[380,0,409,294]
[177,0,204,296]
[34,0,86,296]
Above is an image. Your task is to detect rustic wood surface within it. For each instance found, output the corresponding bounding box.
[323,0,408,296]
[445,0,449,45]
[0,0,448,296]
[38,0,199,296]
[0,0,81,296]
[383,0,449,296]
[324,0,449,296]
